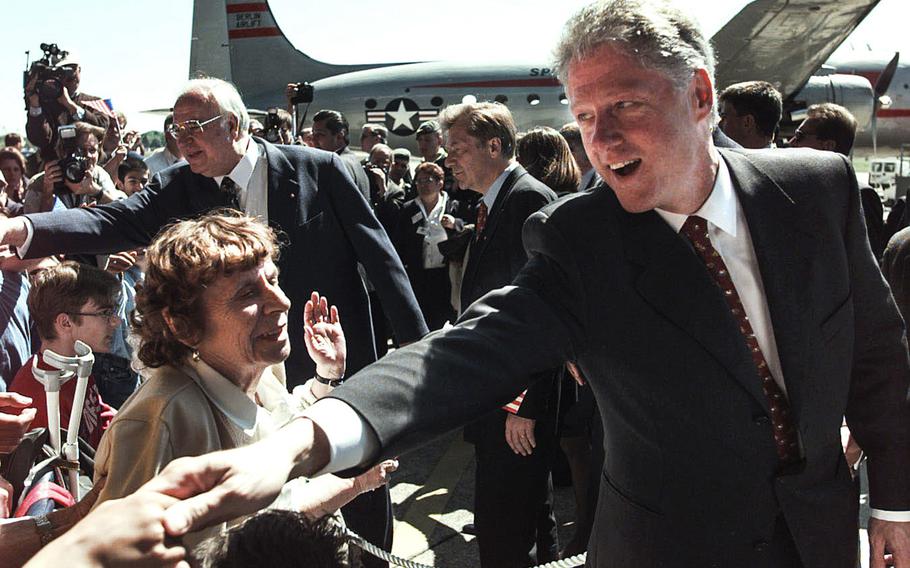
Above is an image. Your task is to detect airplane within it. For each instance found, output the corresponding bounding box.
[188,0,909,156]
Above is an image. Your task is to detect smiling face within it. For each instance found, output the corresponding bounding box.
[173,93,244,177]
[192,258,291,385]
[566,43,717,214]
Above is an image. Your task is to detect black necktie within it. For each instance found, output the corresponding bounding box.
[220,176,241,210]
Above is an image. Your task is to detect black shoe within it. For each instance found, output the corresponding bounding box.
[462,523,476,535]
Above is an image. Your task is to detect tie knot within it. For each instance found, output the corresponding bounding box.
[221,176,237,192]
[680,215,709,242]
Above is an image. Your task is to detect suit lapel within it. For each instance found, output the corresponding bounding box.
[461,165,523,297]
[622,208,771,410]
[721,149,818,421]
[260,139,302,234]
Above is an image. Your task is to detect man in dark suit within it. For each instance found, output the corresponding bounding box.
[439,101,558,567]
[136,3,910,568]
[0,78,427,565]
[311,109,371,202]
[789,102,885,260]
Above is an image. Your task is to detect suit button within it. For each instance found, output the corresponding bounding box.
[754,415,770,426]
[753,540,769,552]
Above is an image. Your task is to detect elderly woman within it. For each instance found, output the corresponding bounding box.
[92,211,395,547]
[393,161,464,330]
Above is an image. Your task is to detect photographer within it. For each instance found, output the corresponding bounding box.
[23,122,124,214]
[260,108,294,145]
[24,48,110,160]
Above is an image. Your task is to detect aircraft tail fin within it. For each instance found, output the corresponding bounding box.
[190,0,395,109]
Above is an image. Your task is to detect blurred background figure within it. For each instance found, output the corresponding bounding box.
[516,126,580,196]
[718,80,782,149]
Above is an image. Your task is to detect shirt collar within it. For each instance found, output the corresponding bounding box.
[482,161,519,209]
[655,156,737,238]
[184,357,284,431]
[417,190,447,219]
[214,138,260,190]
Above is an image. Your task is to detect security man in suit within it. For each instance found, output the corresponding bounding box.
[0,78,427,566]
[441,101,558,567]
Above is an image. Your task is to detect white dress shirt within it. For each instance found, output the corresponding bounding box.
[214,139,269,221]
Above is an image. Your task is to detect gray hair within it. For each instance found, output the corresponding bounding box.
[177,78,250,136]
[553,0,715,91]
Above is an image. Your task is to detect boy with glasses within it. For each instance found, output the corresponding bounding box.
[10,261,117,449]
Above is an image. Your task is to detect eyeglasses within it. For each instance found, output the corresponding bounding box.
[415,176,442,184]
[69,309,118,321]
[166,114,226,139]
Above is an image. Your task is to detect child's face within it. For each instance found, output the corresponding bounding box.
[121,169,149,195]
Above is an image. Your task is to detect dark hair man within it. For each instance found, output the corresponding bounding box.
[559,122,599,190]
[117,154,150,196]
[4,133,22,150]
[718,80,783,149]
[312,109,370,201]
[789,103,884,258]
[144,113,184,176]
[131,3,910,567]
[24,52,110,160]
[360,123,388,153]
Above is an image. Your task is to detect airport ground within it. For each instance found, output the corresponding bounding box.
[384,430,874,568]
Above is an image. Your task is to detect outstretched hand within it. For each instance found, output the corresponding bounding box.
[304,291,346,379]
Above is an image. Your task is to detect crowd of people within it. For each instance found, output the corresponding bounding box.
[1,0,909,567]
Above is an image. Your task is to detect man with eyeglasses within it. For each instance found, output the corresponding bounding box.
[0,78,425,559]
[9,261,117,450]
[144,113,184,177]
[24,53,111,161]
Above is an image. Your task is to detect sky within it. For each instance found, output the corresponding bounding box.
[1,0,907,137]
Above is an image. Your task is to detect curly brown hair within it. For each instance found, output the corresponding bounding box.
[132,210,281,368]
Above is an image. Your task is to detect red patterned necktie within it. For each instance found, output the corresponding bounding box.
[475,201,488,239]
[680,215,800,465]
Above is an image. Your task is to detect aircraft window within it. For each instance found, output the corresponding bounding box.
[365,98,377,109]
[495,95,509,104]
[886,164,896,173]
[431,96,444,106]
[559,93,569,105]
[462,94,478,104]
[872,163,882,172]
[527,94,541,106]
[904,84,909,90]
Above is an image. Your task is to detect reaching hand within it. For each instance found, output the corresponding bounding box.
[566,361,586,386]
[24,490,188,568]
[0,391,36,453]
[353,459,399,494]
[303,291,346,379]
[106,250,139,274]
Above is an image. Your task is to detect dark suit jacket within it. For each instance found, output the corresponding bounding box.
[882,225,910,324]
[23,139,428,381]
[331,148,910,567]
[338,146,370,203]
[462,165,557,423]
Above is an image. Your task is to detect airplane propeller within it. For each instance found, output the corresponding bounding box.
[872,52,900,155]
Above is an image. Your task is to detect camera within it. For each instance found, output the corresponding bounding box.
[26,43,75,109]
[263,108,283,143]
[288,83,314,105]
[57,125,89,189]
